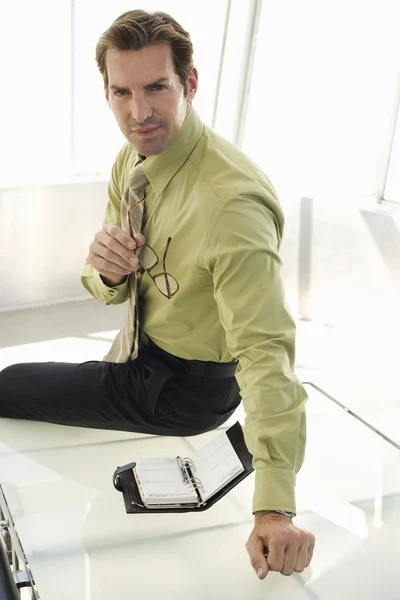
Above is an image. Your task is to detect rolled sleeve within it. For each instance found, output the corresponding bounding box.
[204,192,307,514]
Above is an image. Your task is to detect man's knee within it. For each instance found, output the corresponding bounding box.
[0,364,29,405]
[0,363,24,384]
[0,365,22,417]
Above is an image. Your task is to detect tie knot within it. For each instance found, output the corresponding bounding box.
[128,161,148,191]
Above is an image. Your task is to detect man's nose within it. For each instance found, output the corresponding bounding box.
[130,93,153,124]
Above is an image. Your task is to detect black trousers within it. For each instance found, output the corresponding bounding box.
[0,336,241,437]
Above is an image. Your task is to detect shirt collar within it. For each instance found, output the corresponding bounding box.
[140,107,204,195]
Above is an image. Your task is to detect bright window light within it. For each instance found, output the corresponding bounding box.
[385,106,400,202]
[0,1,72,187]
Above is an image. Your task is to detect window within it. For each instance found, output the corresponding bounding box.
[0,0,71,187]
[383,89,400,203]
[241,0,400,203]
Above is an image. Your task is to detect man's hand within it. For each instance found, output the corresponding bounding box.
[246,511,315,579]
[87,224,145,287]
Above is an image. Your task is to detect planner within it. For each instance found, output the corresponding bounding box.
[133,458,199,506]
[113,421,254,513]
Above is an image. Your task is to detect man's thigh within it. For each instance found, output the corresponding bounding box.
[0,360,160,433]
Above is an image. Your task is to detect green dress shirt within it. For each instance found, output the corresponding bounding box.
[81,108,307,514]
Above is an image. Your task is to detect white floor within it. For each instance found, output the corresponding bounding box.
[0,300,399,600]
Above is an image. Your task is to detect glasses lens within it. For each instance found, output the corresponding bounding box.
[154,274,179,297]
[139,245,157,270]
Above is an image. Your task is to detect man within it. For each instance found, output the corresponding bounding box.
[0,10,314,578]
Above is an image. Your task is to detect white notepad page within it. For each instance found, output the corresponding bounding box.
[133,430,244,505]
[191,430,244,502]
[134,458,198,505]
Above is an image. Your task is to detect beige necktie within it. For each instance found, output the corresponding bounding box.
[103,162,148,363]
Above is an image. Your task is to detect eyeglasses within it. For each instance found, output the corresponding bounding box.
[127,199,179,299]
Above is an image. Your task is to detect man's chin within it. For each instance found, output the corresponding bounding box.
[130,140,168,157]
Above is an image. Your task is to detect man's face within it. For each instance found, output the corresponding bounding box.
[105,44,198,156]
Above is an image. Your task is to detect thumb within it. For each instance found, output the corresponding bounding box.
[246,535,269,580]
[133,233,145,249]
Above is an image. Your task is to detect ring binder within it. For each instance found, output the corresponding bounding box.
[185,469,204,505]
[176,456,188,482]
[186,476,204,491]
[182,457,195,471]
[112,422,254,514]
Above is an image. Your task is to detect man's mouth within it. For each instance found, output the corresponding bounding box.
[134,126,161,136]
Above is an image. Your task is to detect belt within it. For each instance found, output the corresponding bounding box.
[140,333,238,379]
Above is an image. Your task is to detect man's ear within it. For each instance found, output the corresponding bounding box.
[186,67,198,103]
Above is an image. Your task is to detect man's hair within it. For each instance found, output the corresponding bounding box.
[96,10,194,95]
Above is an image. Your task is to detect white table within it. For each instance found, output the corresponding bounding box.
[0,383,399,600]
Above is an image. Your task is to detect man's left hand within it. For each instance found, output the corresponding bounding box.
[246,511,315,578]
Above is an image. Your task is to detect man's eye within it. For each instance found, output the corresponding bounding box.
[114,89,129,97]
[151,84,166,92]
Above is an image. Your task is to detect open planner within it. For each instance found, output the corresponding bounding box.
[113,422,254,513]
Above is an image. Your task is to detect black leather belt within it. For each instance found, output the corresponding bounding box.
[140,333,238,379]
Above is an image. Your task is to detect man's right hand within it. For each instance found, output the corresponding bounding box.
[86,224,145,287]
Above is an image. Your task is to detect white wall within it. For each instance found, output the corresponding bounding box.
[0,181,108,310]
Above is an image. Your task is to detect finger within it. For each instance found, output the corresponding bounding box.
[133,233,145,249]
[294,545,309,573]
[280,540,299,576]
[295,532,314,572]
[305,534,316,567]
[91,254,133,276]
[245,535,269,580]
[103,223,136,250]
[265,534,287,573]
[94,232,139,270]
[90,241,138,273]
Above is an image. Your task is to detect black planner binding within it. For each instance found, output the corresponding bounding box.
[112,422,254,514]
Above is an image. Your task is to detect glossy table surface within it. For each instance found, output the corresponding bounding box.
[0,382,399,600]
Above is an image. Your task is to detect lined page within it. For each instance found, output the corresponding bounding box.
[134,458,198,505]
[191,431,244,502]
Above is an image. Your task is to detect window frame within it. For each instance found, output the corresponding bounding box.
[376,67,400,208]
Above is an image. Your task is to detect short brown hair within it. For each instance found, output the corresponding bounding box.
[96,10,194,95]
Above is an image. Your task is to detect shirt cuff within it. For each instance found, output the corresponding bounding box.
[81,264,130,305]
[252,468,297,515]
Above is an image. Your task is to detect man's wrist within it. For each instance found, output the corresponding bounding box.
[100,274,128,287]
[254,509,295,520]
